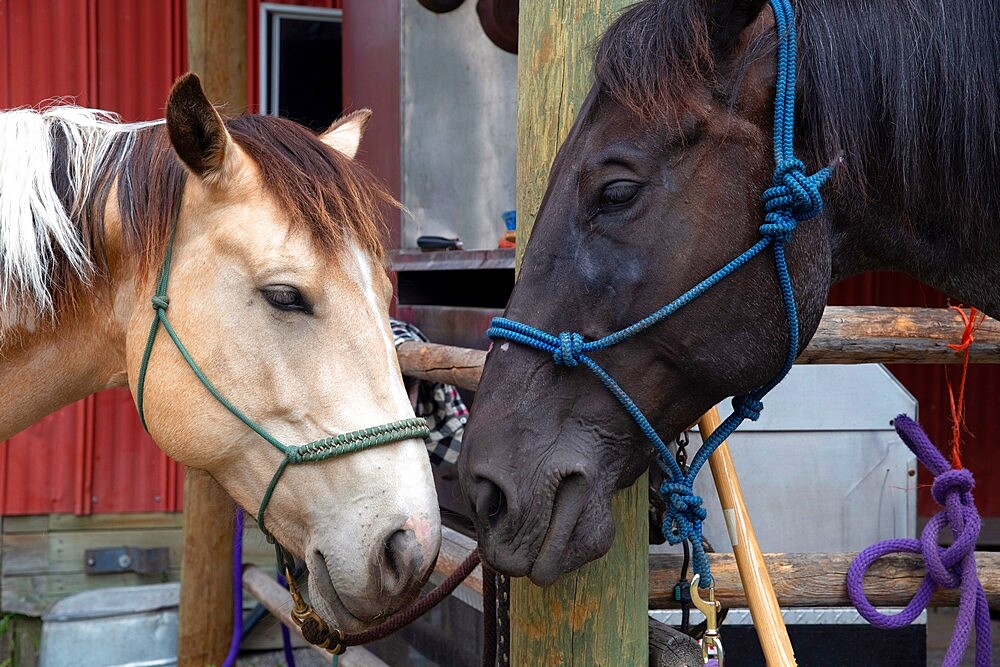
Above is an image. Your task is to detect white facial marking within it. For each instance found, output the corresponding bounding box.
[347,241,410,413]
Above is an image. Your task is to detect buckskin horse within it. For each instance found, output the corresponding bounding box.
[460,0,999,587]
[0,74,440,631]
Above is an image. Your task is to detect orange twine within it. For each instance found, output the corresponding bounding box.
[944,305,985,469]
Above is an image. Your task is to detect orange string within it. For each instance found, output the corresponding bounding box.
[944,305,984,469]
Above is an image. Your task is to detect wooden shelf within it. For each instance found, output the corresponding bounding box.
[390,248,515,272]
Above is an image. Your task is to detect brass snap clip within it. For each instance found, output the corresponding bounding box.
[285,566,347,654]
[691,574,723,666]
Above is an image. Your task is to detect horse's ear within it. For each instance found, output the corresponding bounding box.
[319,109,372,159]
[708,0,769,54]
[165,73,237,183]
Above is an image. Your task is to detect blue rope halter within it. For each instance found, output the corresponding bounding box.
[488,0,831,587]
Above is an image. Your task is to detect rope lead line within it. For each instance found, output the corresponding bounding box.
[488,0,831,588]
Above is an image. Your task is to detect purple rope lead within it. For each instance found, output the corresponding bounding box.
[847,414,991,666]
[222,507,245,667]
[276,572,298,667]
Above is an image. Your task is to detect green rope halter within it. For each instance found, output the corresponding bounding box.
[135,197,429,544]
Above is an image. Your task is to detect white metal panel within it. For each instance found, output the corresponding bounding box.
[401,0,518,251]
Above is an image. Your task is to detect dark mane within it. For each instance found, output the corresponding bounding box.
[594,0,1000,226]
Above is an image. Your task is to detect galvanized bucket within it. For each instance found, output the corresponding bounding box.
[40,583,179,667]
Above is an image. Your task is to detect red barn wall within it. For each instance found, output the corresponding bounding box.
[0,0,187,515]
[830,274,1000,517]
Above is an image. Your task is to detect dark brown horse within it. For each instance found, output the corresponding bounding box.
[459,0,1000,584]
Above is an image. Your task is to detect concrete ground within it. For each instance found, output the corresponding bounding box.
[926,608,999,666]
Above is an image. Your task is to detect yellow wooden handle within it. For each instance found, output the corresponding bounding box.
[699,406,797,666]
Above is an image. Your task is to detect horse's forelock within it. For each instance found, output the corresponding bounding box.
[594,0,714,119]
[226,115,395,265]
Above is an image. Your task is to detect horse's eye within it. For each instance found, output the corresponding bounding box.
[261,286,312,314]
[600,181,640,209]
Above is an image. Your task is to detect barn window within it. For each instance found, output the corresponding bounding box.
[259,3,343,131]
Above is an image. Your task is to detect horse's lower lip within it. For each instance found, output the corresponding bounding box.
[306,559,365,630]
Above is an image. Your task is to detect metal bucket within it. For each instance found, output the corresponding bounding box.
[40,583,179,667]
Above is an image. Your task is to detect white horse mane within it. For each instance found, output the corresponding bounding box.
[0,106,162,329]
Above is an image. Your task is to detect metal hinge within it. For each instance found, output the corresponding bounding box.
[84,546,170,575]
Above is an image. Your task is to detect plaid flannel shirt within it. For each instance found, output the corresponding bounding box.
[391,319,468,466]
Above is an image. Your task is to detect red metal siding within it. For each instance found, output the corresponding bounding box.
[0,0,188,516]
[830,274,1000,516]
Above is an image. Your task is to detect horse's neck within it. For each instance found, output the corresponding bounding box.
[0,307,128,440]
[830,203,1000,320]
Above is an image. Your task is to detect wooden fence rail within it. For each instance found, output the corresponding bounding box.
[396,306,1000,393]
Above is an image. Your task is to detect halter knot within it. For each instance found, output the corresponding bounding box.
[760,159,830,242]
[554,332,585,367]
[733,396,764,421]
[930,467,975,506]
[151,295,170,311]
[660,481,707,545]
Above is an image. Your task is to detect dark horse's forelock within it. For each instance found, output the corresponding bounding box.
[595,0,1000,228]
[594,0,715,119]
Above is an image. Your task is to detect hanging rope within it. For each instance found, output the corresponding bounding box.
[847,415,991,666]
[945,306,984,468]
[487,0,831,587]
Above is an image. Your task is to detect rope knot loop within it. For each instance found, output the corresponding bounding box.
[848,415,990,665]
[733,396,764,421]
[660,481,706,546]
[554,332,585,367]
[759,158,831,242]
[931,468,975,506]
[151,295,169,311]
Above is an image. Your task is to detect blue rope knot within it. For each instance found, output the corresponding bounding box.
[660,481,707,546]
[733,396,764,421]
[554,332,585,367]
[760,158,830,242]
[151,295,170,311]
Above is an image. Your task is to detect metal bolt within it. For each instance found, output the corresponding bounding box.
[86,556,96,566]
[91,495,98,504]
[118,553,132,569]
[154,495,161,503]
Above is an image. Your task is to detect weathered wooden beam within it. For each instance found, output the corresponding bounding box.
[513,2,648,665]
[649,551,1000,609]
[428,531,1000,610]
[798,306,1000,364]
[396,341,485,391]
[179,3,247,665]
[396,307,1000,390]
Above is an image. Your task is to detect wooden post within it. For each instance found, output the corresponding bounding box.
[178,3,247,665]
[700,408,796,665]
[511,2,648,665]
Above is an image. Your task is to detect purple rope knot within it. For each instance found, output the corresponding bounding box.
[848,415,991,667]
[733,396,764,421]
[553,331,584,367]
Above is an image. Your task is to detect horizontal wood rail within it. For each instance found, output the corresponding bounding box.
[396,307,1000,391]
[649,551,1000,610]
[422,529,1000,610]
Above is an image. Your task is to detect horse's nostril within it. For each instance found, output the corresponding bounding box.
[472,476,508,528]
[382,528,417,582]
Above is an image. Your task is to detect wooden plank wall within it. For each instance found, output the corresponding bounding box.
[0,514,275,617]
